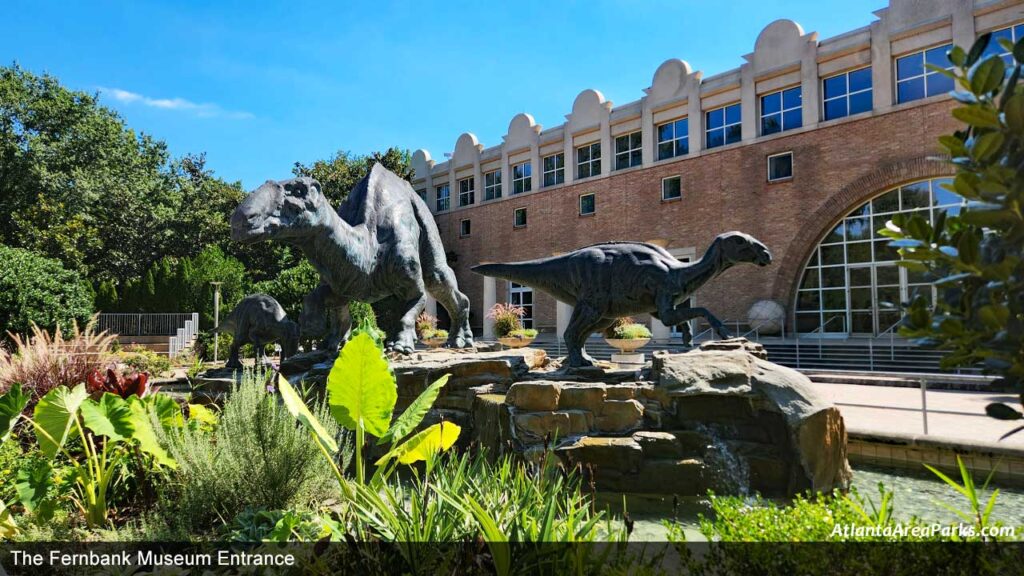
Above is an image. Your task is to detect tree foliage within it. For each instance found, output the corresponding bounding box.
[0,244,94,336]
[882,33,1024,437]
[292,147,413,207]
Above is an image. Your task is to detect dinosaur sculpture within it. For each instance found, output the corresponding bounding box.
[231,164,474,354]
[472,232,772,367]
[219,294,299,369]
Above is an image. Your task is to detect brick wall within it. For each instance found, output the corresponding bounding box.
[434,99,960,334]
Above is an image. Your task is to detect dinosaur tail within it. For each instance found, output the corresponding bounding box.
[471,261,554,290]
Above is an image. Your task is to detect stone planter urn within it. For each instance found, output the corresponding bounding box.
[498,335,535,348]
[604,337,650,365]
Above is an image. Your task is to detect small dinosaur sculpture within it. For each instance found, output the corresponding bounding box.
[472,232,772,367]
[231,164,473,354]
[219,294,299,369]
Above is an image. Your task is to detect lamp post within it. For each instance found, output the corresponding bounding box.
[210,282,223,363]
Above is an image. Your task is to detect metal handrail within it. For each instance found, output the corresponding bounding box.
[795,315,845,368]
[876,319,903,362]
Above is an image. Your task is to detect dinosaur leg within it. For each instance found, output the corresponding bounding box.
[659,305,731,340]
[563,302,603,368]
[324,299,351,353]
[387,293,426,356]
[225,338,243,370]
[426,269,474,349]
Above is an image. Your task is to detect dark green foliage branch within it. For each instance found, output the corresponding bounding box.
[292,147,413,207]
[0,244,94,335]
[882,33,1024,438]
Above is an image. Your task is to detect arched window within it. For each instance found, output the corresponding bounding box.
[794,177,961,336]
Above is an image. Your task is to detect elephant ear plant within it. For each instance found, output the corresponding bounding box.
[0,383,29,536]
[883,32,1024,439]
[279,331,459,489]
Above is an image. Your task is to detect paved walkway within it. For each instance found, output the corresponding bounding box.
[811,382,1024,447]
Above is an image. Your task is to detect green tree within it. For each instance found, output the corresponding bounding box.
[94,280,118,312]
[251,260,321,318]
[188,246,247,328]
[883,33,1024,438]
[0,245,93,336]
[292,147,413,207]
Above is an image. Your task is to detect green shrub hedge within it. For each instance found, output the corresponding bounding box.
[0,244,93,337]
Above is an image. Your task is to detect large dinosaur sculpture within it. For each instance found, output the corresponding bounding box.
[219,294,299,369]
[472,232,772,367]
[231,164,473,354]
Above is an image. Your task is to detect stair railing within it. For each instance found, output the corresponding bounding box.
[795,315,845,369]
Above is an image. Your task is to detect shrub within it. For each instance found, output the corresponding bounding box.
[487,303,526,338]
[0,245,94,337]
[506,328,538,340]
[0,320,116,404]
[114,345,172,377]
[160,370,346,531]
[606,317,652,339]
[251,261,320,318]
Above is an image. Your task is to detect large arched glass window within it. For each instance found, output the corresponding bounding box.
[794,177,961,335]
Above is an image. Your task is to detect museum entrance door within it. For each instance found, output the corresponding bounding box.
[847,262,903,336]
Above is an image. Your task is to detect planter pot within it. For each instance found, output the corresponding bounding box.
[421,336,447,348]
[498,336,535,348]
[603,337,650,354]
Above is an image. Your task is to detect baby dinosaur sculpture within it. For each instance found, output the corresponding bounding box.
[219,294,299,369]
[472,232,772,367]
[231,164,473,354]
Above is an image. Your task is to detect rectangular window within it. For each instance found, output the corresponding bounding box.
[513,207,527,228]
[458,177,475,207]
[484,169,502,201]
[435,184,450,212]
[768,152,794,182]
[705,103,742,149]
[508,282,533,329]
[823,67,873,121]
[542,153,565,187]
[662,176,682,200]
[512,161,532,194]
[657,118,689,160]
[614,131,643,170]
[459,219,471,237]
[579,193,595,216]
[415,188,427,201]
[760,86,802,135]
[981,24,1024,67]
[576,142,601,179]
[896,44,954,103]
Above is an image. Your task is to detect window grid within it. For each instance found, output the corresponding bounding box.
[614,131,643,170]
[795,178,963,335]
[662,176,682,201]
[542,153,565,187]
[823,67,873,121]
[657,118,689,161]
[459,219,471,237]
[579,193,596,216]
[576,143,601,180]
[435,184,450,212]
[760,87,803,135]
[512,161,532,194]
[513,207,527,228]
[484,169,502,201]
[896,44,954,103]
[508,282,533,329]
[981,24,1024,67]
[458,177,475,207]
[705,103,742,149]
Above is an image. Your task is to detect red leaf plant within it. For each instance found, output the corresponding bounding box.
[86,366,154,399]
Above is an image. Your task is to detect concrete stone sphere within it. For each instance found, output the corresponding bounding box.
[747,300,785,335]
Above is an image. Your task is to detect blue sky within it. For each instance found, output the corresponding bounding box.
[5,0,884,189]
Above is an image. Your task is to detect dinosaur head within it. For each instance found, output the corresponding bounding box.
[280,320,300,359]
[231,177,330,244]
[712,232,772,267]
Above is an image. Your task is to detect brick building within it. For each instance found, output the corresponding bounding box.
[410,0,1023,340]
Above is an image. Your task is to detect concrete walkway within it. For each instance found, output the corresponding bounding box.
[812,382,1024,447]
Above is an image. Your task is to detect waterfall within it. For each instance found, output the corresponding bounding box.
[697,424,750,496]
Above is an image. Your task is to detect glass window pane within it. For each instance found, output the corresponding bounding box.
[845,216,871,241]
[849,67,872,92]
[797,291,821,310]
[925,44,952,69]
[897,53,923,79]
[984,28,1012,59]
[850,288,872,310]
[725,104,741,125]
[658,142,674,161]
[876,265,899,285]
[615,136,629,153]
[926,72,954,96]
[706,108,723,129]
[783,87,802,109]
[658,123,673,142]
[851,312,874,333]
[782,108,802,130]
[762,114,781,135]
[875,240,900,262]
[932,178,959,206]
[823,75,847,100]
[900,182,930,209]
[849,267,871,287]
[872,189,900,214]
[725,124,742,144]
[675,138,689,156]
[847,241,872,263]
[898,78,925,102]
[577,146,589,162]
[823,312,847,332]
[823,222,845,244]
[796,313,820,332]
[848,90,873,115]
[706,129,723,149]
[822,289,847,311]
[800,269,819,290]
[761,92,781,114]
[876,286,901,309]
[820,244,845,265]
[821,266,846,288]
[872,215,893,238]
[675,118,688,136]
[824,98,847,120]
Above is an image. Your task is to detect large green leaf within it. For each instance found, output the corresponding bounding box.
[33,384,89,460]
[378,374,450,446]
[126,396,176,468]
[0,499,18,539]
[15,461,51,514]
[80,393,134,443]
[376,421,461,466]
[327,332,397,437]
[0,383,30,444]
[277,374,338,453]
[146,394,185,430]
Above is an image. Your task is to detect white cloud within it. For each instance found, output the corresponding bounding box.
[98,87,253,119]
